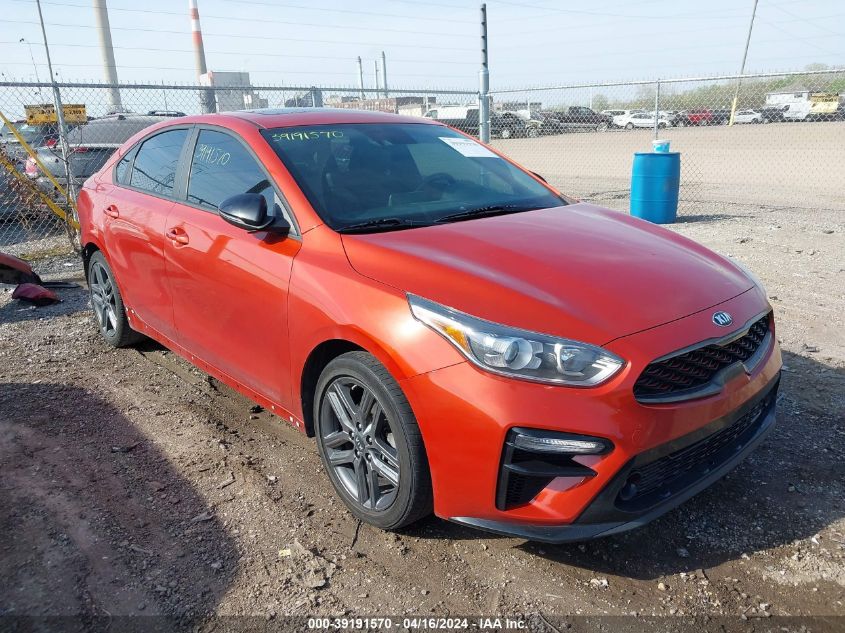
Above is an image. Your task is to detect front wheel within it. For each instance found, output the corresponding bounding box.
[315,352,432,530]
[595,122,609,132]
[500,127,512,139]
[87,251,142,348]
[625,122,634,130]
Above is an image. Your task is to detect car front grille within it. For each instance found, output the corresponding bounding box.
[633,313,771,403]
[616,387,775,510]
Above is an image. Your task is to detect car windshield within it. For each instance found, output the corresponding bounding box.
[261,123,565,232]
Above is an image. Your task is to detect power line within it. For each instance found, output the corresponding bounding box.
[0,60,471,79]
[11,0,471,37]
[0,40,478,65]
[5,18,476,51]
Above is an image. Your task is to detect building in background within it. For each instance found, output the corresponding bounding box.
[324,95,435,116]
[199,71,267,112]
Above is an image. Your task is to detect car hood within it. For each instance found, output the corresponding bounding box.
[341,203,754,345]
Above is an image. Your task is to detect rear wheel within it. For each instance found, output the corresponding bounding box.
[625,122,634,130]
[314,352,432,530]
[87,251,142,348]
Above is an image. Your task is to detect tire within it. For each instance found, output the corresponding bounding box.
[500,127,512,139]
[314,351,432,530]
[527,127,539,138]
[595,121,609,133]
[658,122,667,129]
[625,122,634,130]
[87,250,143,348]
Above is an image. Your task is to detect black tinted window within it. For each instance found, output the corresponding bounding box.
[187,129,274,211]
[129,129,187,195]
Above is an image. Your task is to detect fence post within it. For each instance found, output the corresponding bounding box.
[479,3,491,143]
[653,79,661,139]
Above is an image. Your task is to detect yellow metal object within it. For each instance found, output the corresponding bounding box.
[0,150,79,229]
[25,103,87,125]
[0,110,76,214]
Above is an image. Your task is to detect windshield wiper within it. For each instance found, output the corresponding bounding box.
[336,217,430,234]
[435,204,535,224]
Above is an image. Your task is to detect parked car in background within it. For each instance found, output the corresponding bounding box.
[77,107,781,542]
[733,109,762,124]
[0,120,64,164]
[602,109,645,128]
[26,113,175,198]
[710,109,731,125]
[678,109,713,126]
[423,106,531,139]
[533,106,612,134]
[760,105,788,123]
[617,112,672,129]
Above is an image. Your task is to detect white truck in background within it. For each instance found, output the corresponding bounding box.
[765,89,842,121]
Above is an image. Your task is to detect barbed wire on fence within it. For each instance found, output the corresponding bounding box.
[1,69,843,254]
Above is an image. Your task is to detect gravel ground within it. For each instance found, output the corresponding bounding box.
[0,200,843,630]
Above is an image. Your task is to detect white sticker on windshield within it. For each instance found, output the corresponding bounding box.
[439,136,498,158]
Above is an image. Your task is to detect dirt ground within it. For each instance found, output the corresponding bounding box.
[1,198,843,630]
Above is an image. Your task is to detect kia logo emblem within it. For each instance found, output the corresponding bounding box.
[712,311,733,327]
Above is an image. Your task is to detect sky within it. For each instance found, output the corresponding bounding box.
[2,0,844,91]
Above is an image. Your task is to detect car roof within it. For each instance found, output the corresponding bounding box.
[66,115,171,147]
[174,107,444,129]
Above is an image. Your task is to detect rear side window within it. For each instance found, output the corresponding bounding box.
[114,149,134,184]
[129,128,188,196]
[187,129,274,212]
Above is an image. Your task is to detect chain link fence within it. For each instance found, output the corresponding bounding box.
[1,69,843,254]
[488,69,845,217]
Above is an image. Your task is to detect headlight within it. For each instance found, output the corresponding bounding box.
[408,294,624,386]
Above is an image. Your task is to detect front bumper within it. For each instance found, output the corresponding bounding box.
[400,287,782,539]
[451,373,778,542]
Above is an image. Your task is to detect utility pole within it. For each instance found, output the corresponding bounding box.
[374,60,380,98]
[35,0,77,244]
[479,3,490,143]
[92,0,122,110]
[729,0,758,126]
[381,51,389,99]
[357,56,365,101]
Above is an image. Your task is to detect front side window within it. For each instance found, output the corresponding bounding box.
[187,129,276,214]
[129,128,188,196]
[261,123,564,232]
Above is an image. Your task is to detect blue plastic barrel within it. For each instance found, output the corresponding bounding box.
[630,152,681,224]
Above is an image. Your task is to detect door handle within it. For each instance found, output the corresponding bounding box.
[165,227,189,245]
[104,204,119,219]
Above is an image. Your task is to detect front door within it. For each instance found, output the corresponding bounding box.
[164,127,301,405]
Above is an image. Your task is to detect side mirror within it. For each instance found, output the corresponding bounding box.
[218,193,289,236]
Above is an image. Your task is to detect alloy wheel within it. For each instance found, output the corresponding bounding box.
[89,260,118,337]
[321,377,400,512]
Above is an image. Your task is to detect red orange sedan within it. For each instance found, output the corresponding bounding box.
[78,109,781,541]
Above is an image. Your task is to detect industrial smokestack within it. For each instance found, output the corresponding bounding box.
[189,0,208,78]
[381,51,388,99]
[92,0,121,109]
[357,56,365,101]
[189,0,215,112]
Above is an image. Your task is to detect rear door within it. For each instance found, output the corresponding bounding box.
[164,126,301,404]
[102,127,191,340]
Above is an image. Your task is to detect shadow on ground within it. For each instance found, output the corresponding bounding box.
[406,351,845,579]
[0,382,237,628]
